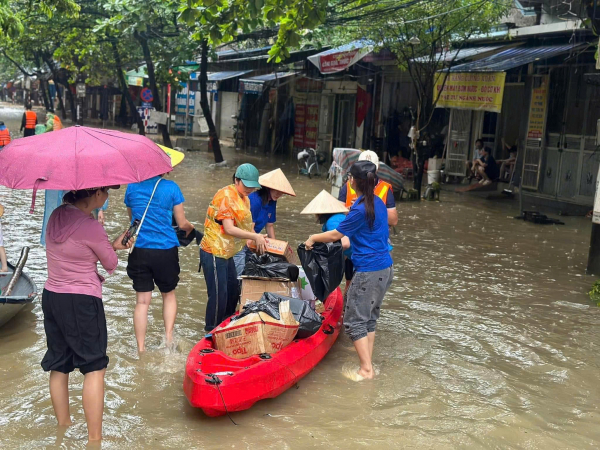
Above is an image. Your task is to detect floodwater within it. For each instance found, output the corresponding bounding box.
[1,104,600,449]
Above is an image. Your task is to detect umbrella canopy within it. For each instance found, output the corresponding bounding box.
[329,148,404,192]
[158,145,185,167]
[0,126,173,191]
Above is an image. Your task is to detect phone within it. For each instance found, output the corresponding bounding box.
[122,219,140,245]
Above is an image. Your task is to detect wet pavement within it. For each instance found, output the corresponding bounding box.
[0,105,599,449]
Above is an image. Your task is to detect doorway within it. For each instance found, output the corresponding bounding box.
[333,94,355,149]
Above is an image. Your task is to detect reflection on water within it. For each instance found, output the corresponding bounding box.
[1,106,600,448]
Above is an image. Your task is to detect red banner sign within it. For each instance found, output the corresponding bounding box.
[294,104,319,148]
[319,49,361,73]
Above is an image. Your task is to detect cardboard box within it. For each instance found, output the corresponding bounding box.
[247,238,298,264]
[214,301,299,359]
[240,277,300,308]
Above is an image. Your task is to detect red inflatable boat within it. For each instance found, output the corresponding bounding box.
[183,288,343,417]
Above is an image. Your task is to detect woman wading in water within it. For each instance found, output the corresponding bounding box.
[42,187,131,442]
[304,161,393,380]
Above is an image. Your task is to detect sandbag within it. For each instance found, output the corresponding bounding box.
[297,242,344,301]
[239,293,323,339]
[243,253,299,281]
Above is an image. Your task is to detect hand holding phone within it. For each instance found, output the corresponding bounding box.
[122,219,140,245]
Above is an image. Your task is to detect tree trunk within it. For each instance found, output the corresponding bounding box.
[111,41,145,135]
[42,56,68,119]
[39,79,51,111]
[200,39,224,163]
[135,31,172,147]
[65,83,77,122]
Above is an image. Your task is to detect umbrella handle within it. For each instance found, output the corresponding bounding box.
[29,177,48,214]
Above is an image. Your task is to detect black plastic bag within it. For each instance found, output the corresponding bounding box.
[243,253,299,281]
[297,242,344,301]
[235,293,322,339]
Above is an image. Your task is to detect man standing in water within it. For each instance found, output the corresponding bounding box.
[20,104,37,137]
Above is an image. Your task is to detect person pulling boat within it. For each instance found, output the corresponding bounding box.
[234,168,296,276]
[199,164,267,332]
[304,161,394,380]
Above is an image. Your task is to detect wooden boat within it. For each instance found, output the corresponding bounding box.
[0,262,38,328]
[184,288,344,417]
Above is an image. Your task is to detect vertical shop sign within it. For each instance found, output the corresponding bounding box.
[526,76,549,139]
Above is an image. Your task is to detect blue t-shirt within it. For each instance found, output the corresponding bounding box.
[249,191,277,233]
[336,196,393,272]
[338,178,395,208]
[124,176,185,249]
[322,213,352,258]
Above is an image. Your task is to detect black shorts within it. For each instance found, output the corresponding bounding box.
[127,247,180,293]
[345,258,355,281]
[41,289,109,375]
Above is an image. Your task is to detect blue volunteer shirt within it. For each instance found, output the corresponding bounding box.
[322,213,352,258]
[124,176,185,249]
[249,191,277,233]
[336,195,393,272]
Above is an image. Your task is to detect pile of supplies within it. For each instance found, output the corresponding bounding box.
[215,238,324,359]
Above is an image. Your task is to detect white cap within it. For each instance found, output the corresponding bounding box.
[358,150,379,169]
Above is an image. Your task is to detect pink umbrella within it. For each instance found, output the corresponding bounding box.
[0,126,173,211]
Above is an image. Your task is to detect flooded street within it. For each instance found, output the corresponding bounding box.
[1,105,600,449]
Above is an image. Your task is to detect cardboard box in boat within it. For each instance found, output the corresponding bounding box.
[239,277,300,308]
[247,238,298,264]
[214,301,299,359]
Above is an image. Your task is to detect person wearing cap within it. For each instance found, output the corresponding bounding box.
[304,161,393,381]
[41,187,132,443]
[339,150,398,226]
[0,121,11,148]
[0,203,7,272]
[233,168,296,276]
[200,163,267,332]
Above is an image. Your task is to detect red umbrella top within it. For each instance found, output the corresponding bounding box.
[0,126,173,191]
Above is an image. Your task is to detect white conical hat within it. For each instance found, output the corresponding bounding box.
[258,168,296,196]
[301,190,348,215]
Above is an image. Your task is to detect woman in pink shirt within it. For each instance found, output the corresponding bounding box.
[42,187,131,443]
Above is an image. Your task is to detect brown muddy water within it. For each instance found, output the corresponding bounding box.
[0,105,600,449]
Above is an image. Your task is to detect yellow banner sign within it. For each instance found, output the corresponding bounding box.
[434,72,506,113]
[527,76,548,139]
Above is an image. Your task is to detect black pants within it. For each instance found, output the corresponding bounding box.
[41,289,109,374]
[23,128,35,137]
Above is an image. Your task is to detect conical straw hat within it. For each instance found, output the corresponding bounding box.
[258,168,296,197]
[0,204,3,218]
[301,190,348,215]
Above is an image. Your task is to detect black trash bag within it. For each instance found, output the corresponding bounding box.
[172,217,204,247]
[235,293,322,339]
[297,242,344,301]
[243,253,299,281]
[261,293,322,339]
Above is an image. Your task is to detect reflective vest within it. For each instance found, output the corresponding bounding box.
[25,110,36,129]
[345,180,392,208]
[0,128,10,146]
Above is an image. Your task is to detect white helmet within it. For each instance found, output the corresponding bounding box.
[358,150,379,169]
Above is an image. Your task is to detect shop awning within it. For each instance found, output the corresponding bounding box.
[239,72,296,94]
[413,45,507,63]
[190,70,253,81]
[308,41,373,74]
[448,43,589,72]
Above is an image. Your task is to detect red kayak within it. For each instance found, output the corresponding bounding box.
[183,288,343,417]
